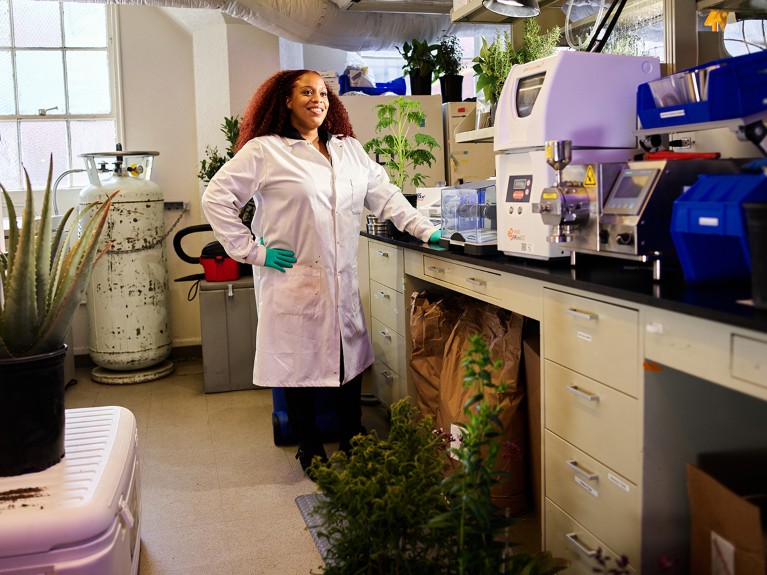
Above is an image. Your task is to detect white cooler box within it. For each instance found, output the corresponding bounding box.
[0,406,141,574]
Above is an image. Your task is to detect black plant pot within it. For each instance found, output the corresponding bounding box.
[744,202,767,310]
[409,72,432,96]
[0,346,67,476]
[439,74,464,103]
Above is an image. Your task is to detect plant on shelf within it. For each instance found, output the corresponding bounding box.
[310,335,569,575]
[434,32,463,78]
[198,115,240,182]
[363,96,440,193]
[397,38,437,94]
[473,19,560,109]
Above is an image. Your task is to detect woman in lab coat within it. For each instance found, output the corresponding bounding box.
[202,70,440,476]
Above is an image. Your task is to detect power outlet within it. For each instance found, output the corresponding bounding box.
[164,201,189,211]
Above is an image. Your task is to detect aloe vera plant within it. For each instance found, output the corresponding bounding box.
[0,156,116,359]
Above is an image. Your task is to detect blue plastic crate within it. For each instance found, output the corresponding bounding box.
[638,51,767,130]
[671,173,767,284]
[338,75,406,96]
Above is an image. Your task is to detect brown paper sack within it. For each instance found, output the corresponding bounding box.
[438,300,527,514]
[409,291,461,420]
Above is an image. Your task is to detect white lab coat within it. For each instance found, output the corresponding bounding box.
[202,134,438,388]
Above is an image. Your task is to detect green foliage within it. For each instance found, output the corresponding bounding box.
[311,335,570,575]
[473,20,560,106]
[434,33,464,77]
[363,96,440,193]
[311,399,451,575]
[397,39,438,80]
[198,115,240,182]
[0,156,115,358]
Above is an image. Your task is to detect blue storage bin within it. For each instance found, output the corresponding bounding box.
[637,50,767,130]
[338,75,406,96]
[671,174,767,284]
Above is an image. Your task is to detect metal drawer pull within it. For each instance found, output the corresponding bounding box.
[465,277,487,287]
[375,250,389,258]
[565,385,600,402]
[380,369,394,383]
[378,330,392,340]
[566,459,599,481]
[565,532,597,558]
[427,265,445,273]
[564,307,598,320]
[376,291,390,299]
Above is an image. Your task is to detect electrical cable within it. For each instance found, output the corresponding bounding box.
[564,0,607,50]
[586,0,619,51]
[592,0,629,53]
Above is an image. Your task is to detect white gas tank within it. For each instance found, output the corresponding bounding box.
[79,150,171,375]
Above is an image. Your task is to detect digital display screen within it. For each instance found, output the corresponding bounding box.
[516,73,546,118]
[513,178,527,190]
[604,169,658,215]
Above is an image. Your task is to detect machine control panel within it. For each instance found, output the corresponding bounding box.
[603,168,660,215]
[506,175,533,203]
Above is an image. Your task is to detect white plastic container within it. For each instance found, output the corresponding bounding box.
[0,407,141,575]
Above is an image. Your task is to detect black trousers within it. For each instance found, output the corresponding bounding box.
[282,358,363,449]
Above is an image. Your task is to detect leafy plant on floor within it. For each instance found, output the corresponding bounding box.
[198,115,240,182]
[363,96,440,193]
[310,335,569,575]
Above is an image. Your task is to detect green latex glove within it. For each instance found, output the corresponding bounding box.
[260,238,296,273]
[428,230,441,243]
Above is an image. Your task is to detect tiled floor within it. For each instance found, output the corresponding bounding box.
[64,358,539,575]
[64,359,385,575]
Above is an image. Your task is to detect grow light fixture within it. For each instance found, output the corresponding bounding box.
[482,0,540,17]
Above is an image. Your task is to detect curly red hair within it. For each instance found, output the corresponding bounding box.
[235,69,355,152]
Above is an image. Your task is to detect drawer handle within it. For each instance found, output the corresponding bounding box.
[379,330,392,340]
[375,250,389,258]
[566,459,599,481]
[427,265,445,273]
[376,291,390,299]
[380,369,394,383]
[465,277,487,287]
[565,532,597,558]
[565,385,600,402]
[564,307,598,321]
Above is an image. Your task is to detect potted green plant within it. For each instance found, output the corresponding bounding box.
[397,39,437,95]
[198,115,240,182]
[473,20,560,125]
[434,33,464,103]
[363,96,440,195]
[310,336,570,574]
[0,156,115,476]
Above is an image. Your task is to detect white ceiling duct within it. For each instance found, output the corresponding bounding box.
[70,0,490,51]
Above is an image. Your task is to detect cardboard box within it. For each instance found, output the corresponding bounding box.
[687,451,767,575]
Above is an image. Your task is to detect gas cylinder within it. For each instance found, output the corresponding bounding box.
[79,150,172,381]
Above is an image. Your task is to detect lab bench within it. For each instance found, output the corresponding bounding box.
[359,231,767,573]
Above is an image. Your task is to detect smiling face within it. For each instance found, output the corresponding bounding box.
[286,72,329,137]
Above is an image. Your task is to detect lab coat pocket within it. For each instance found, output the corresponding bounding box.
[349,177,366,215]
[272,264,322,316]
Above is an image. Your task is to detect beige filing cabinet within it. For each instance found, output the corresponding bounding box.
[199,276,258,393]
[368,239,407,407]
[542,288,641,573]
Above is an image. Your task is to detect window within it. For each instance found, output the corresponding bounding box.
[724,18,767,56]
[0,0,118,195]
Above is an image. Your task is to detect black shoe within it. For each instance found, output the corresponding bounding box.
[338,427,368,454]
[295,445,327,480]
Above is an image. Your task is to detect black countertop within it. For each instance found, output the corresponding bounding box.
[362,232,767,335]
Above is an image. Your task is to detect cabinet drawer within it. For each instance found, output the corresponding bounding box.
[370,360,401,408]
[423,255,503,300]
[370,280,406,335]
[368,241,404,292]
[545,431,640,563]
[544,360,640,482]
[545,500,636,575]
[371,318,406,376]
[543,289,639,397]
